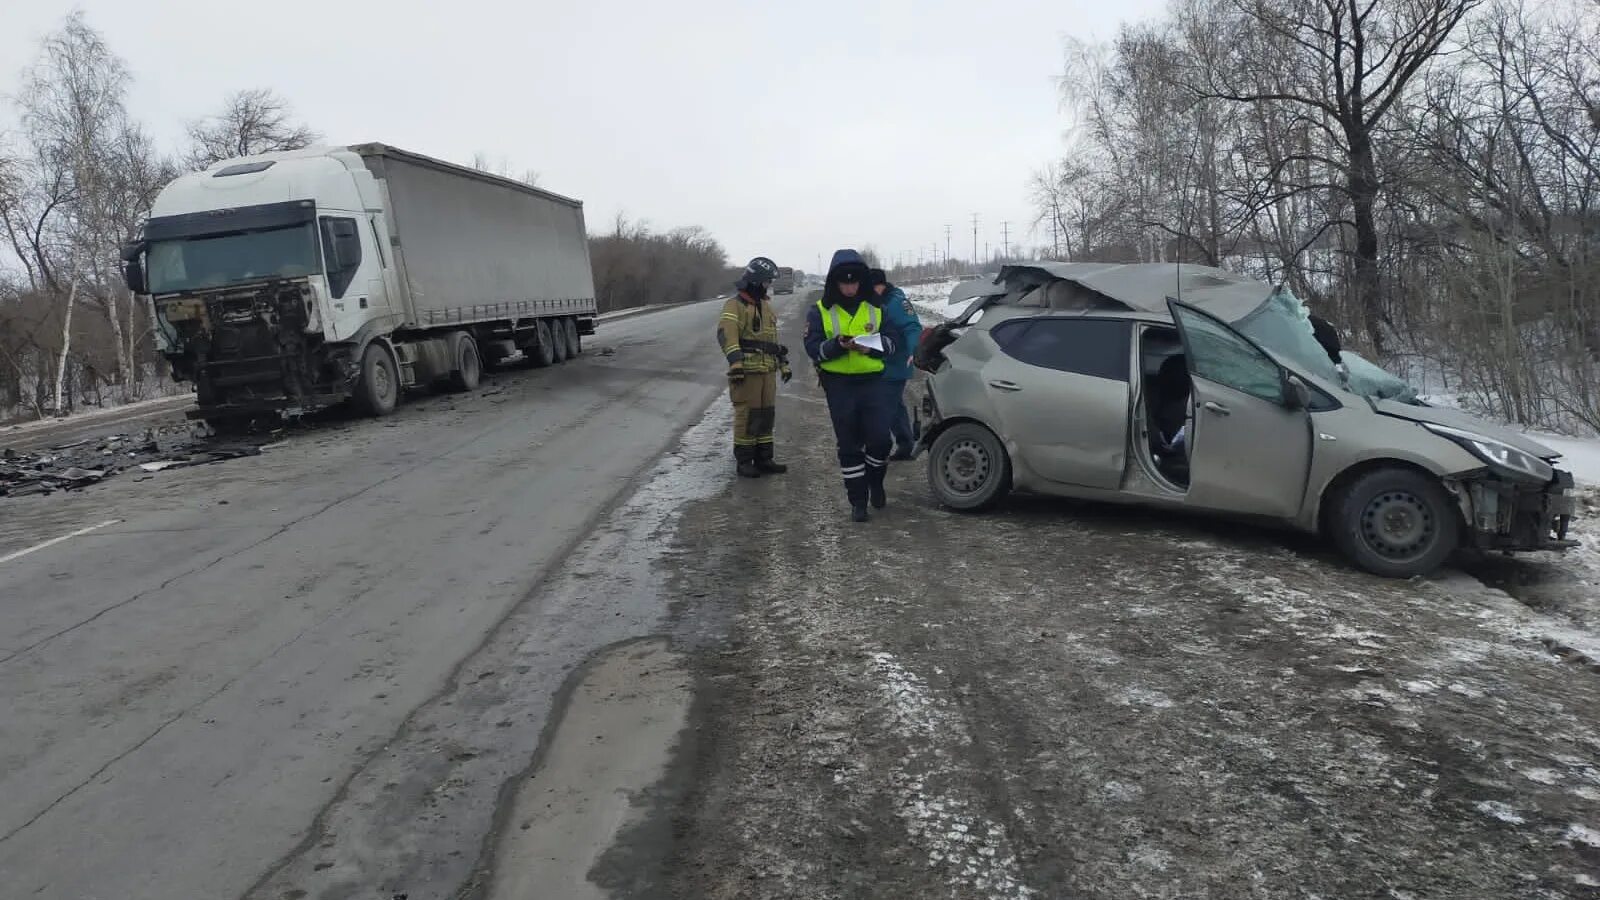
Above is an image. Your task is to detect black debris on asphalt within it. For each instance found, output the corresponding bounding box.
[0,425,271,498]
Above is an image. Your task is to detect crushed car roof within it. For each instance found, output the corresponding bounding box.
[989,262,1274,323]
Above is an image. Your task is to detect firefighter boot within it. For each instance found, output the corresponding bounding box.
[735,446,762,479]
[755,444,788,475]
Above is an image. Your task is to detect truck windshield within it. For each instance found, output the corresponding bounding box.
[147,224,321,294]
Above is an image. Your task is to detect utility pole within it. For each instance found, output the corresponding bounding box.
[1000,221,1011,262]
[970,213,979,272]
[944,225,952,275]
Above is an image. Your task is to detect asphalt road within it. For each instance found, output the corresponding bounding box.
[5,291,1598,899]
[0,299,735,900]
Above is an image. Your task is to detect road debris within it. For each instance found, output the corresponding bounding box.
[1,425,272,498]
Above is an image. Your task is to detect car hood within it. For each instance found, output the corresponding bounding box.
[1372,399,1560,460]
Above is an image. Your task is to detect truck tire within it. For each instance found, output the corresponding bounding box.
[550,319,569,364]
[1330,467,1461,578]
[564,317,581,357]
[447,332,482,392]
[525,320,555,368]
[355,343,399,416]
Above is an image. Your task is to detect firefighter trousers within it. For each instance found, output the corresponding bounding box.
[730,370,778,461]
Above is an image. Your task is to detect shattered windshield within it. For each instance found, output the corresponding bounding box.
[147,224,322,294]
[1234,287,1420,403]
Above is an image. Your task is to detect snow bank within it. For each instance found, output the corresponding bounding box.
[1527,432,1600,486]
[901,279,965,323]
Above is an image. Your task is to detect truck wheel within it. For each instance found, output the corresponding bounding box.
[525,320,555,368]
[564,317,581,357]
[550,319,569,364]
[927,422,1011,511]
[448,332,482,392]
[1330,467,1461,578]
[355,343,399,416]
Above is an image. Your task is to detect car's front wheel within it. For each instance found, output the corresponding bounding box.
[1330,467,1461,578]
[927,422,1012,511]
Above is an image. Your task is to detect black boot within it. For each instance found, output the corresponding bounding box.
[735,446,762,478]
[867,460,888,509]
[755,444,787,474]
[845,474,870,520]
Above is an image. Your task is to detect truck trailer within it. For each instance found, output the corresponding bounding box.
[122,143,598,428]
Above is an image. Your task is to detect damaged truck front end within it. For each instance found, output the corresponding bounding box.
[151,278,354,420]
[125,199,353,426]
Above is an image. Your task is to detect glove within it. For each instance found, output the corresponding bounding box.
[780,363,793,384]
[727,361,745,384]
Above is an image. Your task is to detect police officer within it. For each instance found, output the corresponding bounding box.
[718,256,792,478]
[804,249,896,522]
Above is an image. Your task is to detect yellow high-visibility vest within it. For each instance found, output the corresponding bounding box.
[817,300,884,375]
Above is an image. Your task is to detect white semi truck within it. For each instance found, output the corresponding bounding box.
[121,143,598,428]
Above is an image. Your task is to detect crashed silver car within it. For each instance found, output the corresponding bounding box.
[914,262,1578,578]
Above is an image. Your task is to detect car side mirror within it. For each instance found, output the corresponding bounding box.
[1284,373,1311,410]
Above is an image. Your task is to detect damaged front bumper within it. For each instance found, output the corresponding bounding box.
[157,279,352,420]
[1452,469,1579,553]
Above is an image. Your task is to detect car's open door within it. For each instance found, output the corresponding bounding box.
[1168,300,1313,519]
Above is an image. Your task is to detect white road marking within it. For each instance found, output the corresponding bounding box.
[0,519,120,565]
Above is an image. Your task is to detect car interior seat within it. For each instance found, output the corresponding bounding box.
[1150,353,1192,486]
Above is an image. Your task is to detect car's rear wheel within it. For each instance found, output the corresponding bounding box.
[1331,467,1460,578]
[927,422,1011,511]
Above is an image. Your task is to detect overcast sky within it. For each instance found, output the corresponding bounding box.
[1,0,1164,275]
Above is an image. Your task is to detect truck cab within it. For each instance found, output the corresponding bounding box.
[124,144,599,428]
[125,148,395,416]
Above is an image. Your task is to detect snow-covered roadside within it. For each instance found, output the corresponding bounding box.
[902,279,965,323]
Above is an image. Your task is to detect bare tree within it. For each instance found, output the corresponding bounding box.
[17,12,133,407]
[471,151,541,187]
[186,88,318,169]
[1193,0,1484,350]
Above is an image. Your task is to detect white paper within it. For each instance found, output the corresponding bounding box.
[852,332,885,352]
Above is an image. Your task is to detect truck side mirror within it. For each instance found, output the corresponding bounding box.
[121,241,148,294]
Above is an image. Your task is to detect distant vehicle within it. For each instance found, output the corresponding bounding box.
[121,144,597,430]
[914,262,1577,578]
[773,267,796,295]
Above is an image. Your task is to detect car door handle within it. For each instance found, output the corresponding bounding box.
[989,380,1022,392]
[1203,400,1231,416]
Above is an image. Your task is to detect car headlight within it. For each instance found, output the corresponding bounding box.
[1424,423,1555,483]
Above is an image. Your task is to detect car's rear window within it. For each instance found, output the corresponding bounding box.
[994,318,1131,381]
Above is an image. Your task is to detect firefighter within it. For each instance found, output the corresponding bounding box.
[718,256,793,478]
[803,249,897,522]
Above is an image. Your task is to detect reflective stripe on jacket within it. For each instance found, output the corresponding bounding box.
[716,294,781,372]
